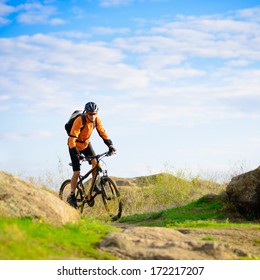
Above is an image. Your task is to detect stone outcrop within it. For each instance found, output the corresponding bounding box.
[100,226,249,260]
[0,171,79,226]
[226,167,260,218]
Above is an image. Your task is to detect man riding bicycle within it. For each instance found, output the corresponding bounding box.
[67,102,116,208]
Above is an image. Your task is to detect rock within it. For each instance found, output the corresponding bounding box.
[0,171,80,226]
[100,226,247,260]
[226,167,260,218]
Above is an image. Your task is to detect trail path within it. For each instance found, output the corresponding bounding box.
[100,224,260,259]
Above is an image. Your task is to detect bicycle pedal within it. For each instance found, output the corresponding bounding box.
[87,198,95,207]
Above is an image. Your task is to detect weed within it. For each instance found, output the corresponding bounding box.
[254,239,260,245]
[201,236,215,241]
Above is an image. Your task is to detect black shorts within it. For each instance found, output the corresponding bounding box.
[69,143,96,171]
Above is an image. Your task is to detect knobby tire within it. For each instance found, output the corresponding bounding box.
[59,179,84,208]
[101,177,123,221]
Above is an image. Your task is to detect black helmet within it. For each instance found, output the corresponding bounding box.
[84,102,99,113]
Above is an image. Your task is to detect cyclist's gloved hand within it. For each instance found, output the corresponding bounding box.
[79,155,85,160]
[104,139,116,154]
[109,145,116,155]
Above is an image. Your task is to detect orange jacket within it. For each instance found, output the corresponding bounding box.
[68,115,109,151]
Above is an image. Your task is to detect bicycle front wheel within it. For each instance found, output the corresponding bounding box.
[101,177,123,221]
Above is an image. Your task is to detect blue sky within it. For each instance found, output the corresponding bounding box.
[1,0,260,186]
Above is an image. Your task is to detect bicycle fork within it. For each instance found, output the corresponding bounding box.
[100,177,118,200]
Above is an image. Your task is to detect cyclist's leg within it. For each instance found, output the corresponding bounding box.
[81,143,99,192]
[71,171,80,193]
[81,142,96,168]
[68,148,81,208]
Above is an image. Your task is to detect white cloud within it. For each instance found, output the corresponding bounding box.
[114,13,260,62]
[1,7,260,126]
[0,131,52,141]
[234,7,260,22]
[99,0,133,7]
[49,31,90,39]
[91,27,131,35]
[70,6,86,19]
[0,1,15,16]
[0,1,65,26]
[0,1,16,25]
[0,94,10,101]
[98,0,161,7]
[16,2,65,25]
[0,17,9,25]
[0,33,149,114]
[226,59,252,67]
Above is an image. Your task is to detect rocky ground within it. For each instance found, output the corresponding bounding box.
[100,224,260,260]
[0,171,79,226]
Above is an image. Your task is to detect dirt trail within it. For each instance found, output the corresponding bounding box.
[179,226,260,257]
[100,224,260,260]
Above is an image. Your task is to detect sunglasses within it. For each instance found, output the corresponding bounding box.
[87,112,97,116]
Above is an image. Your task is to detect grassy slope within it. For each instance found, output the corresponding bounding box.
[0,216,119,260]
[119,195,260,228]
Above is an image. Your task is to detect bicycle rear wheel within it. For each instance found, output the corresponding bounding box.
[101,177,122,221]
[59,179,83,208]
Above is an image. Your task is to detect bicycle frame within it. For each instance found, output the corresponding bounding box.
[77,152,109,200]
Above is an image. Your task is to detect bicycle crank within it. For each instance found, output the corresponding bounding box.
[87,197,95,207]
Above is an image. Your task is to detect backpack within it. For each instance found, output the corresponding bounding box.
[65,110,97,136]
[65,110,86,136]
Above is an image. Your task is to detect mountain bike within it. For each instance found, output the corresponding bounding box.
[59,151,122,221]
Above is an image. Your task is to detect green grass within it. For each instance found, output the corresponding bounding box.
[120,195,222,225]
[201,235,216,241]
[119,195,259,228]
[0,216,120,260]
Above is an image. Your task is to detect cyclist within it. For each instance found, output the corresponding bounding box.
[67,102,116,208]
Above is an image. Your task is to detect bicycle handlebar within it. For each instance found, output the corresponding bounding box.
[79,150,114,163]
[68,150,114,166]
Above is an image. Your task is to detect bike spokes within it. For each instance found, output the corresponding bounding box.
[59,179,84,211]
[101,178,122,221]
